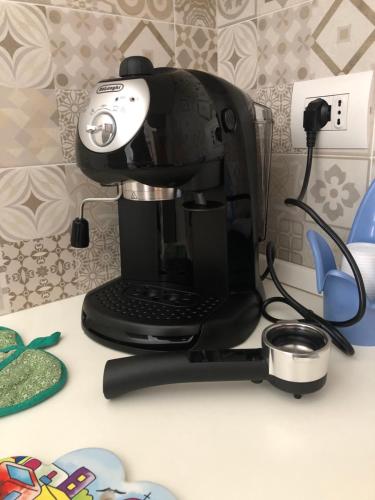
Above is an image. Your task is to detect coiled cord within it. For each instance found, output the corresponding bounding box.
[262,144,367,356]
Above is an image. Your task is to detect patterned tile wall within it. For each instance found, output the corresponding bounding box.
[175,0,216,27]
[1,0,373,311]
[0,0,218,314]
[176,25,217,72]
[218,20,258,91]
[218,0,375,276]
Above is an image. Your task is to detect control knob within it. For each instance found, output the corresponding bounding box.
[86,112,116,147]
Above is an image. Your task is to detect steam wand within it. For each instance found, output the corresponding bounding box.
[70,184,122,248]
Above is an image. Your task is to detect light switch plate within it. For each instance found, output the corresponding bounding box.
[291,71,374,149]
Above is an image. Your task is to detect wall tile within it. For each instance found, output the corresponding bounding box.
[0,87,63,167]
[217,0,256,27]
[257,2,314,87]
[0,165,72,243]
[117,19,175,67]
[257,0,312,15]
[268,154,307,211]
[306,156,369,228]
[47,8,122,89]
[0,2,54,88]
[255,83,293,152]
[48,12,175,90]
[176,25,217,73]
[52,0,116,13]
[1,231,78,313]
[115,0,174,21]
[17,0,117,15]
[227,0,375,88]
[265,154,364,267]
[65,163,117,229]
[265,154,311,265]
[74,224,120,294]
[266,208,305,264]
[175,0,215,28]
[0,251,11,315]
[309,0,375,78]
[18,0,174,20]
[218,20,258,92]
[56,89,88,163]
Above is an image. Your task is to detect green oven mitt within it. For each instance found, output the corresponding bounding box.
[0,327,67,417]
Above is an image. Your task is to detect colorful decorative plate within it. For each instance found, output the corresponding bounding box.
[0,448,176,499]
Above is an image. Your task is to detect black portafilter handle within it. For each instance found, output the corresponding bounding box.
[103,349,267,399]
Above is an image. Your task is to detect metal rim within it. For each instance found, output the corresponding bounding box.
[262,321,330,357]
[122,180,180,201]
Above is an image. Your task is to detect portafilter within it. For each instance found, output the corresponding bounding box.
[103,322,331,399]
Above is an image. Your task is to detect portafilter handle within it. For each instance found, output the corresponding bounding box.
[70,184,122,248]
[103,349,267,399]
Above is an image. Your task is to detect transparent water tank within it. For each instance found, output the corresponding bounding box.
[253,102,273,241]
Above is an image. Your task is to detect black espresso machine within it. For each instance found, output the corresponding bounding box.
[71,56,272,353]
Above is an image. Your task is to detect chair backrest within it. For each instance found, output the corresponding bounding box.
[307,230,336,293]
[348,180,375,244]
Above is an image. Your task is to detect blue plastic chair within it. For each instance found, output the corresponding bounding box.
[307,180,375,346]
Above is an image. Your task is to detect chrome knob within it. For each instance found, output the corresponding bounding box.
[87,112,116,147]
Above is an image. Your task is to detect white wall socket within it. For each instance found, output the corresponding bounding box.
[291,71,374,149]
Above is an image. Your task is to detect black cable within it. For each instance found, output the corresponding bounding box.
[261,148,367,356]
[297,147,313,201]
[260,98,367,355]
[285,198,366,328]
[260,260,270,281]
[260,98,366,354]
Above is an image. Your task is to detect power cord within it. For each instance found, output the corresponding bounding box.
[261,98,367,356]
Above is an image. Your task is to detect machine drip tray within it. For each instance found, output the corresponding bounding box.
[81,278,226,352]
[82,278,262,353]
[93,280,222,324]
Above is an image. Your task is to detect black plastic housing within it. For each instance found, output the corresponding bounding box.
[77,60,266,353]
[120,55,154,77]
[76,68,225,187]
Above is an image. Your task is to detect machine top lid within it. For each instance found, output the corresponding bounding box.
[119,56,154,78]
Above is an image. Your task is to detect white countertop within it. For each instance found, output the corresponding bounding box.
[1,281,375,500]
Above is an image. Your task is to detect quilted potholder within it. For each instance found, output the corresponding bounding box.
[0,447,176,499]
[0,327,67,417]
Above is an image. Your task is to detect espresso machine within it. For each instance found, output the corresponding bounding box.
[71,56,272,353]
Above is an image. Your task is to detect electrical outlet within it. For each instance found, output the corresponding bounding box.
[304,93,349,132]
[332,94,349,130]
[291,71,374,149]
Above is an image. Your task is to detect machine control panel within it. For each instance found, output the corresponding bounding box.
[78,78,150,153]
